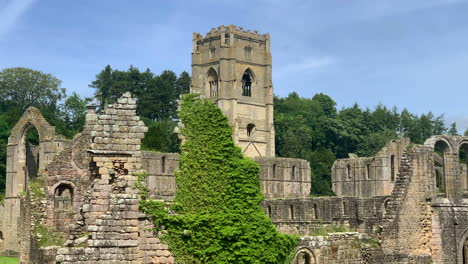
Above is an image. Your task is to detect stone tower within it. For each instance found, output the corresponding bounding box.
[191,25,275,157]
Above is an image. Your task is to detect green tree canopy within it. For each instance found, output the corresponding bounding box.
[0,67,66,112]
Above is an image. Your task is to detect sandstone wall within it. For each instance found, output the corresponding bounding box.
[141,152,178,200]
[262,196,388,236]
[332,138,410,197]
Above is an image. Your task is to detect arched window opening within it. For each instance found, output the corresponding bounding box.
[272,164,277,178]
[54,184,73,211]
[25,126,40,182]
[241,70,253,97]
[289,205,294,219]
[294,250,315,264]
[292,165,297,180]
[161,156,166,174]
[383,199,390,216]
[312,204,318,219]
[247,123,255,137]
[206,68,219,97]
[390,155,395,182]
[366,164,371,180]
[463,237,468,264]
[346,164,351,180]
[434,141,450,194]
[460,144,468,192]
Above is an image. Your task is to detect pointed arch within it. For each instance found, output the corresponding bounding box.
[241,68,255,97]
[206,67,219,97]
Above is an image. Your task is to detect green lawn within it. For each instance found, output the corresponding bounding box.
[0,256,19,264]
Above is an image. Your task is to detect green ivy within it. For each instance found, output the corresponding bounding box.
[139,94,298,263]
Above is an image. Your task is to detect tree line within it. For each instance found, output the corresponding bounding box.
[274,92,467,195]
[0,66,466,197]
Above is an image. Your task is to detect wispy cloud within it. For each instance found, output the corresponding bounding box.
[446,115,468,134]
[0,0,36,39]
[276,56,336,77]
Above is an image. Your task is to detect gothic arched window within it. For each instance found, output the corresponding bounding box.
[241,69,254,97]
[206,68,219,97]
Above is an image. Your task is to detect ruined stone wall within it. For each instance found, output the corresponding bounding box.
[53,92,174,264]
[261,196,388,236]
[254,157,311,199]
[380,146,434,258]
[141,152,178,200]
[293,233,366,264]
[332,138,410,197]
[140,154,311,200]
[2,106,70,255]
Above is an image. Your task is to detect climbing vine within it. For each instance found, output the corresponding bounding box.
[138,94,298,263]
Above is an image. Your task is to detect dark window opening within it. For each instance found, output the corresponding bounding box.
[247,123,255,137]
[0,231,3,241]
[207,68,219,97]
[161,156,166,174]
[434,141,450,194]
[366,164,371,180]
[292,165,297,180]
[267,205,272,217]
[296,252,312,264]
[289,205,294,219]
[241,71,252,97]
[54,184,73,211]
[346,164,351,180]
[25,126,40,183]
[313,204,318,219]
[460,144,468,192]
[390,155,395,182]
[272,164,277,178]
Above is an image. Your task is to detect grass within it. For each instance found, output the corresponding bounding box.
[0,256,19,264]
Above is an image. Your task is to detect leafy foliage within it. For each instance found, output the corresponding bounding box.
[0,68,89,194]
[275,93,450,196]
[89,65,190,153]
[139,94,298,263]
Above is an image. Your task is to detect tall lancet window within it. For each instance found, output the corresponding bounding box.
[207,68,219,97]
[242,69,254,97]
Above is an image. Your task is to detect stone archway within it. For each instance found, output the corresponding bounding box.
[293,248,316,264]
[2,106,68,254]
[457,228,468,264]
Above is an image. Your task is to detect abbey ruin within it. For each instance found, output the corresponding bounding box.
[0,25,468,264]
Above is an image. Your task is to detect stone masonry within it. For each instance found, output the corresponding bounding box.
[2,25,468,264]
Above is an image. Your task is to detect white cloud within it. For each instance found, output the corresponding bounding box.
[446,115,468,134]
[276,56,336,77]
[0,0,36,39]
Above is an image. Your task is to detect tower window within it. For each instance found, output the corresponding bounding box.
[244,46,252,59]
[207,68,219,97]
[247,123,255,137]
[242,71,253,97]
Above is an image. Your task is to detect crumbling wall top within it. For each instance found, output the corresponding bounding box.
[193,25,269,42]
[8,106,67,145]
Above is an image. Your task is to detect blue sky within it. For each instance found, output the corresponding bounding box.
[1,0,468,132]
